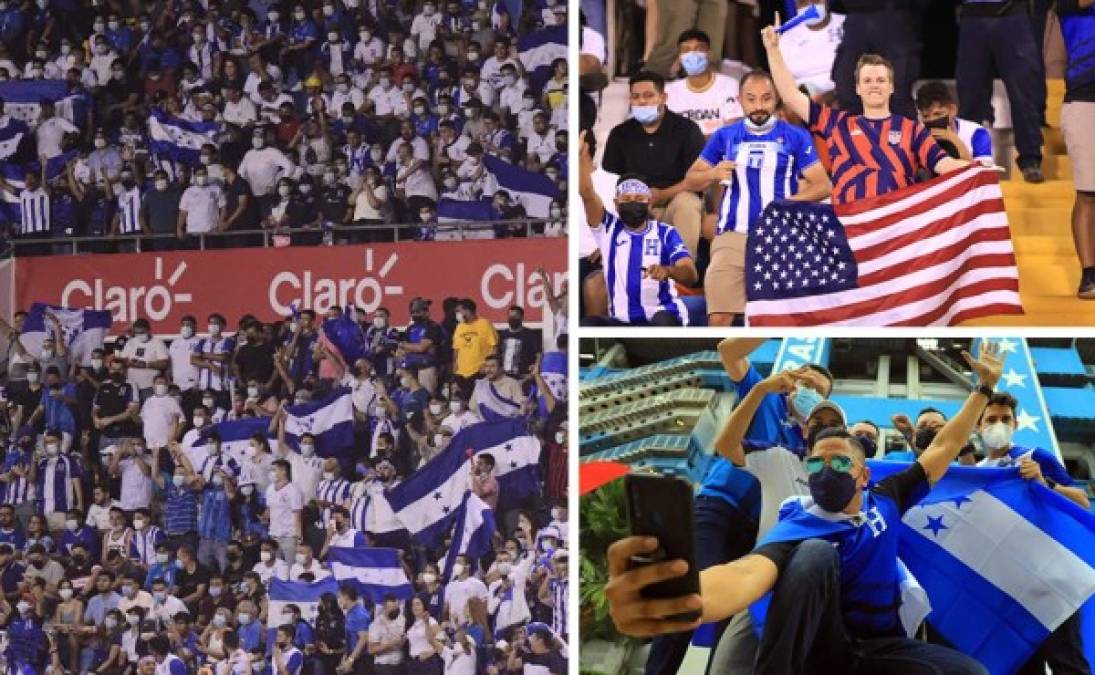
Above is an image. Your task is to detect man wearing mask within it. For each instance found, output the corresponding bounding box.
[369,595,407,673]
[195,432,239,572]
[138,374,182,457]
[29,366,78,453]
[441,393,479,434]
[169,316,201,409]
[682,69,830,326]
[141,170,182,251]
[272,624,306,675]
[177,164,225,247]
[92,360,140,451]
[192,313,235,407]
[0,427,37,527]
[237,126,295,213]
[580,133,698,327]
[451,299,497,398]
[31,429,83,530]
[498,306,540,379]
[606,343,1004,675]
[602,71,707,258]
[118,319,168,402]
[666,30,743,137]
[399,298,444,395]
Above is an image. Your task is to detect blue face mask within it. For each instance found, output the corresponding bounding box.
[807,465,858,512]
[792,385,824,419]
[631,105,660,125]
[680,51,708,76]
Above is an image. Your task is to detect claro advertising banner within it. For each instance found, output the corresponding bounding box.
[12,239,566,333]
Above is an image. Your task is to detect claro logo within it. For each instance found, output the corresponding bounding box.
[480,263,564,310]
[60,258,193,323]
[268,250,404,315]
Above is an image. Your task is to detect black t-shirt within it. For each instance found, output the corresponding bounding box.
[497,327,541,376]
[319,185,351,222]
[10,384,43,433]
[92,380,140,437]
[235,341,276,384]
[176,562,210,599]
[602,110,706,188]
[753,462,928,571]
[524,650,568,675]
[224,177,260,230]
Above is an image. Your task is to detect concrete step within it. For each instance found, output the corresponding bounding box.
[1005,207,1073,234]
[1011,234,1076,256]
[1008,148,1072,180]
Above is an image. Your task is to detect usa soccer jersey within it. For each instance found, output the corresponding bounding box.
[700,120,818,235]
[591,211,692,325]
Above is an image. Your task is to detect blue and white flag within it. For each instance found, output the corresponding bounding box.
[0,115,28,161]
[385,418,540,547]
[483,155,559,218]
[196,416,271,467]
[147,108,220,166]
[0,151,78,224]
[517,25,566,95]
[321,309,369,365]
[441,492,496,581]
[268,577,342,626]
[20,302,111,366]
[870,461,1095,674]
[437,196,495,223]
[0,80,84,127]
[326,547,414,603]
[283,387,354,457]
[533,351,567,418]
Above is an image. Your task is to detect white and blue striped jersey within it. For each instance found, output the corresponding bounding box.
[953,117,993,164]
[698,120,818,236]
[18,188,50,234]
[116,186,142,234]
[592,211,692,325]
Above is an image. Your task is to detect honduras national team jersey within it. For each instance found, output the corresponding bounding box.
[699,120,818,236]
[592,211,692,325]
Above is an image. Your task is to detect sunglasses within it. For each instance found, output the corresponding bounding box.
[804,454,855,475]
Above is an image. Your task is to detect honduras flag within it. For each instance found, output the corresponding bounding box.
[869,461,1095,674]
[517,25,566,95]
[196,417,271,468]
[147,108,219,166]
[326,547,414,603]
[0,80,84,129]
[385,418,540,547]
[437,196,496,224]
[283,387,354,458]
[321,309,369,365]
[268,577,342,626]
[532,351,567,418]
[440,492,496,581]
[20,302,111,366]
[0,151,78,224]
[0,114,28,161]
[483,155,559,218]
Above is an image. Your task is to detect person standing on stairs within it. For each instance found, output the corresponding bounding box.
[1057,0,1095,298]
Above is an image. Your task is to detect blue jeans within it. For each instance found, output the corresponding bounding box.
[644,496,758,675]
[756,540,989,675]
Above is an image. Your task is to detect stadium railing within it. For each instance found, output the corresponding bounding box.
[1,218,560,256]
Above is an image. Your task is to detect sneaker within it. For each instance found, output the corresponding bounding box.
[1021,166,1045,183]
[1079,269,1095,300]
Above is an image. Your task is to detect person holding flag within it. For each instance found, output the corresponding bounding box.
[604,341,1005,675]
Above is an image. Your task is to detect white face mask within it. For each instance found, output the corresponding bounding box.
[154,384,168,396]
[194,175,208,186]
[450,401,463,413]
[27,372,40,384]
[46,443,60,457]
[300,442,316,457]
[260,551,272,562]
[981,421,1014,451]
[429,403,443,415]
[173,474,185,487]
[133,518,145,530]
[65,518,78,531]
[156,552,169,564]
[322,471,335,481]
[247,386,260,398]
[154,179,168,191]
[241,484,254,496]
[433,433,446,447]
[451,563,465,577]
[295,552,307,565]
[59,588,73,600]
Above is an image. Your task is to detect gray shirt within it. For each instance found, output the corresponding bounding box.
[142,187,183,234]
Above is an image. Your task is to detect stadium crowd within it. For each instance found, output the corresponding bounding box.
[0,291,569,674]
[0,0,568,256]
[578,0,1095,325]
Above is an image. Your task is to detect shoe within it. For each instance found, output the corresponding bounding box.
[1079,270,1095,300]
[1021,166,1045,183]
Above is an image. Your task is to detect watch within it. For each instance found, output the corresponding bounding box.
[976,384,994,399]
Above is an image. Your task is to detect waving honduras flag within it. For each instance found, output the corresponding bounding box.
[869,461,1095,674]
[326,547,414,603]
[437,196,495,223]
[321,309,369,365]
[283,387,354,458]
[196,416,271,467]
[20,302,111,366]
[517,25,566,94]
[440,492,496,581]
[0,151,78,224]
[483,155,559,218]
[147,108,220,166]
[533,351,567,418]
[385,418,540,547]
[268,577,342,626]
[0,114,28,161]
[0,79,85,129]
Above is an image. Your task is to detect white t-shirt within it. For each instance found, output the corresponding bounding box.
[780,14,846,96]
[252,558,290,585]
[169,336,201,391]
[265,481,304,537]
[443,576,488,626]
[441,643,477,675]
[665,72,743,137]
[118,456,154,511]
[289,559,330,581]
[120,337,169,390]
[140,394,183,449]
[368,614,406,665]
[178,184,225,234]
[743,446,810,540]
[36,116,79,158]
[283,449,324,502]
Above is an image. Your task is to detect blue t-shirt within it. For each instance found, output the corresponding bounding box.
[345,604,371,654]
[699,120,817,235]
[980,445,1074,486]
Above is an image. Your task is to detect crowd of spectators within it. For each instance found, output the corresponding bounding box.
[0,0,569,256]
[0,290,569,674]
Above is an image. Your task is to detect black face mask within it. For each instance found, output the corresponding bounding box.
[808,466,858,512]
[617,201,649,228]
[110,372,125,383]
[507,318,522,330]
[854,434,877,457]
[387,608,399,620]
[914,427,938,452]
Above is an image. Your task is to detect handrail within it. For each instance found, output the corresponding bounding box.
[0,218,563,256]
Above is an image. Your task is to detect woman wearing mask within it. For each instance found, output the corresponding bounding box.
[263,178,311,244]
[543,199,564,237]
[23,514,54,554]
[53,579,85,674]
[407,596,444,675]
[313,592,346,674]
[349,165,390,243]
[199,608,235,664]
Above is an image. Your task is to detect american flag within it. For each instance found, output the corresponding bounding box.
[744,165,1023,326]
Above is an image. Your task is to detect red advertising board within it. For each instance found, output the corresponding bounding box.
[12,239,567,333]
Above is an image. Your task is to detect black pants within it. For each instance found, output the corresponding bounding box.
[644,496,757,675]
[832,10,922,120]
[582,310,682,327]
[453,374,478,401]
[1016,610,1091,675]
[957,13,1045,169]
[755,539,989,675]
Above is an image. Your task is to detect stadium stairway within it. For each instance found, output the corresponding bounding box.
[965,79,1090,326]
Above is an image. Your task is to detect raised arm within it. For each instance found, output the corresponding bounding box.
[578,130,605,228]
[714,368,807,465]
[716,337,767,381]
[760,15,809,123]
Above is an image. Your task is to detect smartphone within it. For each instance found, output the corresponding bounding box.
[624,472,701,622]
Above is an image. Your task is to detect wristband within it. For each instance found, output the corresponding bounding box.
[976,384,993,399]
[1046,477,1058,490]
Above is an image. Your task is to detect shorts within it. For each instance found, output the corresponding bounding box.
[705,230,748,314]
[1061,102,1095,192]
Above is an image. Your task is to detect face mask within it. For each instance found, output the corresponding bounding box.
[631,105,660,125]
[680,50,708,76]
[294,11,306,20]
[27,372,39,384]
[260,551,272,562]
[616,201,649,228]
[443,177,457,189]
[467,52,479,61]
[792,386,824,419]
[247,385,260,398]
[152,590,166,602]
[451,563,465,577]
[60,588,73,600]
[252,137,265,149]
[61,44,71,55]
[503,75,516,87]
[121,584,134,597]
[429,403,444,416]
[133,518,146,530]
[980,422,1014,451]
[278,185,291,197]
[93,137,108,149]
[35,50,47,60]
[154,551,169,565]
[213,614,227,627]
[328,33,339,43]
[744,113,778,134]
[212,474,224,486]
[379,77,391,88]
[808,464,858,512]
[854,434,877,457]
[455,311,466,323]
[103,616,118,630]
[300,442,316,457]
[154,384,168,397]
[374,407,387,419]
[387,608,400,619]
[194,175,208,187]
[914,427,938,452]
[403,82,416,93]
[323,471,335,481]
[127,613,140,626]
[299,184,313,195]
[46,443,60,457]
[199,155,212,166]
[422,572,437,584]
[450,401,464,413]
[209,585,222,597]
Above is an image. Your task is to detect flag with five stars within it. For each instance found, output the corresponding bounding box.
[869,461,1095,674]
[744,165,1023,326]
